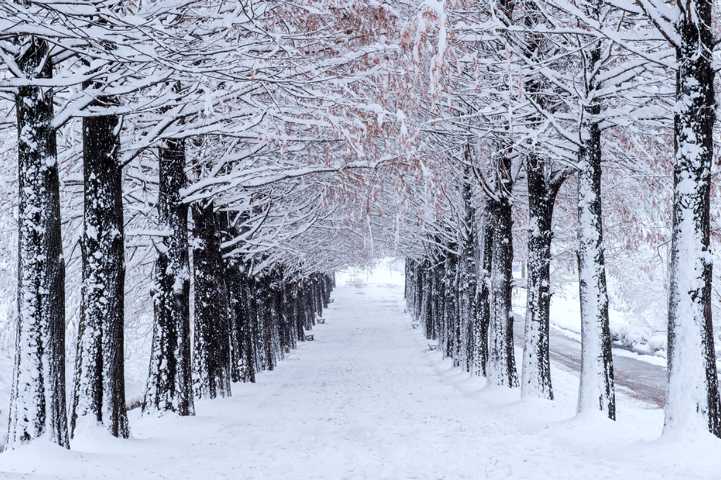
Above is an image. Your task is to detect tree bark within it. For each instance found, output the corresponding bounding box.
[293,285,306,341]
[664,0,720,437]
[72,93,128,438]
[459,166,478,372]
[255,274,275,371]
[144,138,194,416]
[7,38,69,448]
[246,277,262,372]
[473,212,493,377]
[521,155,562,400]
[226,261,256,383]
[422,261,434,340]
[576,99,615,419]
[191,202,232,398]
[487,155,518,388]
[442,250,458,361]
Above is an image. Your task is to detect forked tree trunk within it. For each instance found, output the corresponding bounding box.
[144,138,194,416]
[521,154,563,400]
[664,0,720,437]
[72,94,128,438]
[7,38,69,449]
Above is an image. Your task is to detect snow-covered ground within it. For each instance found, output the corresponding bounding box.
[1,261,719,479]
[512,273,667,358]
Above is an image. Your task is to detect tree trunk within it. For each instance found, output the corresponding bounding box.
[144,138,194,416]
[427,261,438,340]
[246,277,262,372]
[313,275,324,319]
[422,262,434,340]
[459,166,477,372]
[434,259,445,341]
[72,92,128,438]
[473,215,492,377]
[256,275,275,371]
[487,153,518,388]
[294,285,306,341]
[664,0,720,437]
[191,202,232,398]
[521,154,560,400]
[226,261,255,383]
[576,106,615,419]
[7,38,69,448]
[272,272,289,356]
[442,250,458,361]
[305,279,316,328]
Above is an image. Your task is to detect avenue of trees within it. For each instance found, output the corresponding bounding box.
[399,0,721,439]
[1,0,721,450]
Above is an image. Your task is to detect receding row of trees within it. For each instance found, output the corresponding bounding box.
[393,0,721,440]
[12,77,337,445]
[1,0,375,450]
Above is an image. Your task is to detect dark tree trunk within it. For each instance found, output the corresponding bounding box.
[487,155,518,388]
[521,154,563,400]
[305,280,316,329]
[518,0,563,400]
[241,274,257,382]
[144,138,194,416]
[453,261,463,367]
[294,285,306,341]
[414,265,424,323]
[226,261,256,383]
[664,0,720,437]
[433,259,445,342]
[405,259,412,308]
[459,164,478,372]
[290,283,300,342]
[246,277,262,372]
[191,201,232,398]
[72,92,128,438]
[576,30,615,419]
[426,261,437,340]
[320,275,330,309]
[283,283,297,350]
[256,275,275,371]
[7,38,69,449]
[422,261,434,340]
[227,261,242,383]
[415,265,424,322]
[272,272,289,357]
[473,215,492,377]
[216,209,255,385]
[442,249,458,361]
[313,275,324,320]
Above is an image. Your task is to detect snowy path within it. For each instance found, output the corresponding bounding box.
[1,281,718,479]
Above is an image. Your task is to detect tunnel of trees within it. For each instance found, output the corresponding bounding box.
[1,0,721,450]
